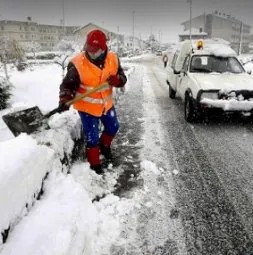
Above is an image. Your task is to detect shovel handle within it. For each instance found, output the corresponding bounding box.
[65,82,109,106]
[43,82,110,119]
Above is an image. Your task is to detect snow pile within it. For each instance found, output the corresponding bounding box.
[0,134,55,243]
[192,38,237,57]
[205,43,237,57]
[0,173,98,255]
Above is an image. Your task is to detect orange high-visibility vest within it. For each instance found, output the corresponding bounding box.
[71,51,118,117]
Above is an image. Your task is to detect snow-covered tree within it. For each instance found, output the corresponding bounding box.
[22,41,41,60]
[0,36,25,78]
[53,35,84,78]
[0,76,12,110]
[54,35,83,54]
[54,52,72,78]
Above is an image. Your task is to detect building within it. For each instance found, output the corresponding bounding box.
[73,22,118,41]
[74,22,143,55]
[179,28,208,42]
[181,12,251,53]
[0,17,78,51]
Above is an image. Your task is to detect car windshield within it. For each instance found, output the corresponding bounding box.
[190,55,245,74]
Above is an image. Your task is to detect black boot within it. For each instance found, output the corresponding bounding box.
[99,143,113,160]
[90,164,104,175]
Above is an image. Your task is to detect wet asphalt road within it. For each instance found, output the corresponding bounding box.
[111,57,253,255]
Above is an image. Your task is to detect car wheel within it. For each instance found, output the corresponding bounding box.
[184,93,197,122]
[168,83,176,99]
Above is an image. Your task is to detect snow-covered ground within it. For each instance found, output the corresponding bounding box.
[0,56,177,255]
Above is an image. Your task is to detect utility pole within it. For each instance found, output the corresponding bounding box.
[238,22,243,55]
[187,0,192,43]
[62,0,65,37]
[117,25,119,54]
[132,11,135,53]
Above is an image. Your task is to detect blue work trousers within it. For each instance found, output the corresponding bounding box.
[79,106,119,147]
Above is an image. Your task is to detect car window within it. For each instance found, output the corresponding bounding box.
[190,55,245,73]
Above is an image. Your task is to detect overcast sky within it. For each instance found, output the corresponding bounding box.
[0,0,253,42]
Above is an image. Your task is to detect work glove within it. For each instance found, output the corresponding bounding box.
[107,75,121,87]
[59,89,75,111]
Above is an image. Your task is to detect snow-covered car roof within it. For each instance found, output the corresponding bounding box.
[174,38,237,71]
[191,40,237,57]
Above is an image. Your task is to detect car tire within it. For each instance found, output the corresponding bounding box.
[184,93,198,122]
[168,83,176,99]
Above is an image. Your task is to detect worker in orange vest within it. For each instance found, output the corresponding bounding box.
[59,30,127,174]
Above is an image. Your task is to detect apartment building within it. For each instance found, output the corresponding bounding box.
[0,17,78,51]
[179,28,208,41]
[181,11,251,53]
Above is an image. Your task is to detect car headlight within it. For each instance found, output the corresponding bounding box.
[200,92,218,100]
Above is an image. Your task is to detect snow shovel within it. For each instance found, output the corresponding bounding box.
[2,82,109,136]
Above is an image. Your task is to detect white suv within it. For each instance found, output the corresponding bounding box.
[166,39,253,122]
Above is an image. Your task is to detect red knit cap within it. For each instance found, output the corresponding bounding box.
[85,30,107,53]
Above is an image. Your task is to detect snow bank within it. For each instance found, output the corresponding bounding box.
[0,173,98,255]
[0,111,81,248]
[0,134,55,241]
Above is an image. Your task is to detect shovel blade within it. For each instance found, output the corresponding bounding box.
[2,106,47,136]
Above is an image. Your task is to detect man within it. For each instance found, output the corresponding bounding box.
[59,29,127,174]
[162,54,168,68]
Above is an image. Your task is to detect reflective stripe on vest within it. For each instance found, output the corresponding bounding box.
[76,93,112,104]
[71,51,118,117]
[80,84,111,93]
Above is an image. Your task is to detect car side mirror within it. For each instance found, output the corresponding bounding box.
[247,70,252,75]
[173,69,180,75]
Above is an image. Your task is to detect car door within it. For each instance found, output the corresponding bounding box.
[176,56,191,99]
[167,51,179,90]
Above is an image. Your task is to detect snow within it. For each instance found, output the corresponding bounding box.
[0,59,147,254]
[0,173,98,255]
[201,98,253,111]
[0,134,55,236]
[0,42,252,253]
